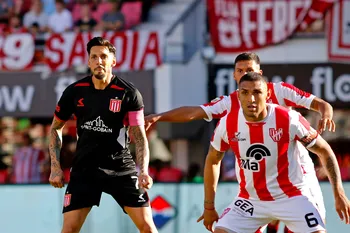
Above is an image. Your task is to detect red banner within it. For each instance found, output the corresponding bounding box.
[0,31,163,71]
[207,0,333,53]
[328,0,350,61]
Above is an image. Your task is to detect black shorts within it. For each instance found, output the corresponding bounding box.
[62,172,149,213]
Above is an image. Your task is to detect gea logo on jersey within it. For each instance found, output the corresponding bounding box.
[234,199,254,216]
[240,144,271,171]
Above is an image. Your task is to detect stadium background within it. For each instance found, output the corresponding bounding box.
[0,0,349,232]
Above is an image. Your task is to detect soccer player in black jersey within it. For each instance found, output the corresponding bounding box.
[48,37,158,233]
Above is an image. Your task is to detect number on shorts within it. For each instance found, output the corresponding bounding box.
[131,176,139,189]
[305,213,319,228]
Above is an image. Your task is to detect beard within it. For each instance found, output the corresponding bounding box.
[91,68,106,80]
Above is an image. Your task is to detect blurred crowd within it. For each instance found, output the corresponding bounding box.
[1,116,349,185]
[0,117,206,184]
[0,0,160,35]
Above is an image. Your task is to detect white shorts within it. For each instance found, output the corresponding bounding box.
[216,195,325,233]
[305,172,326,220]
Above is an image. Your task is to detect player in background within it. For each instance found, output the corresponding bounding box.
[197,72,350,233]
[49,37,157,233]
[145,52,335,233]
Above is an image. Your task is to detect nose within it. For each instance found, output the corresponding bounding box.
[97,57,102,64]
[249,94,255,103]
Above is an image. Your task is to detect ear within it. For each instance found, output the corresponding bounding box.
[112,56,116,67]
[266,87,271,100]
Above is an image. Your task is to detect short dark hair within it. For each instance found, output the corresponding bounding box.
[239,72,267,86]
[234,52,260,66]
[86,37,116,56]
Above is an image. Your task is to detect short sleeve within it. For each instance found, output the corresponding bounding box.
[274,82,315,109]
[200,95,232,122]
[54,85,75,122]
[291,112,319,148]
[125,88,144,112]
[210,117,230,152]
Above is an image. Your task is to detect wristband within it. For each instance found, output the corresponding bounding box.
[204,206,215,211]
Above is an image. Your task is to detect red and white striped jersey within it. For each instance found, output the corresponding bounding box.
[211,96,319,201]
[202,82,317,175]
[201,82,315,122]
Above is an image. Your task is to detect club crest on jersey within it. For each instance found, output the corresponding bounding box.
[109,98,122,113]
[269,128,283,142]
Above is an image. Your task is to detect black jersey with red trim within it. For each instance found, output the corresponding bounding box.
[54,75,144,176]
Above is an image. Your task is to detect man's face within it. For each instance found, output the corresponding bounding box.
[238,80,270,121]
[234,60,262,83]
[88,46,116,80]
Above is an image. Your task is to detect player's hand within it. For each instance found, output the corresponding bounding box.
[138,173,153,189]
[335,192,350,224]
[49,168,65,188]
[317,118,335,134]
[144,114,160,131]
[197,209,219,232]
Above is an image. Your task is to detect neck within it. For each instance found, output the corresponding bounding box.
[92,74,113,90]
[245,105,268,122]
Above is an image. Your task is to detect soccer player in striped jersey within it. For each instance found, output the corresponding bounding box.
[145,52,335,233]
[197,72,350,233]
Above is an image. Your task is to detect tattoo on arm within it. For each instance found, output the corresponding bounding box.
[49,118,65,171]
[309,137,342,189]
[208,145,225,164]
[324,155,342,186]
[130,125,149,174]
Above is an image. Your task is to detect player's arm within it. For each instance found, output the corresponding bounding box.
[145,106,207,129]
[197,118,229,232]
[203,145,225,209]
[145,95,231,131]
[48,117,66,188]
[130,124,149,175]
[306,136,350,224]
[310,97,335,133]
[127,88,153,189]
[294,114,350,224]
[276,82,335,133]
[49,85,75,188]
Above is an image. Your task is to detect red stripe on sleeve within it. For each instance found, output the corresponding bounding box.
[275,106,302,198]
[267,83,279,104]
[248,123,274,201]
[281,82,311,98]
[227,92,249,199]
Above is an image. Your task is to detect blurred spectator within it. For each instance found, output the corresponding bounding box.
[10,133,47,184]
[0,0,12,24]
[0,141,9,183]
[23,0,49,34]
[120,0,153,22]
[48,0,73,33]
[10,0,31,19]
[3,14,28,35]
[220,150,236,181]
[157,161,183,182]
[41,0,56,15]
[98,0,125,31]
[186,163,203,183]
[148,158,163,181]
[74,3,97,32]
